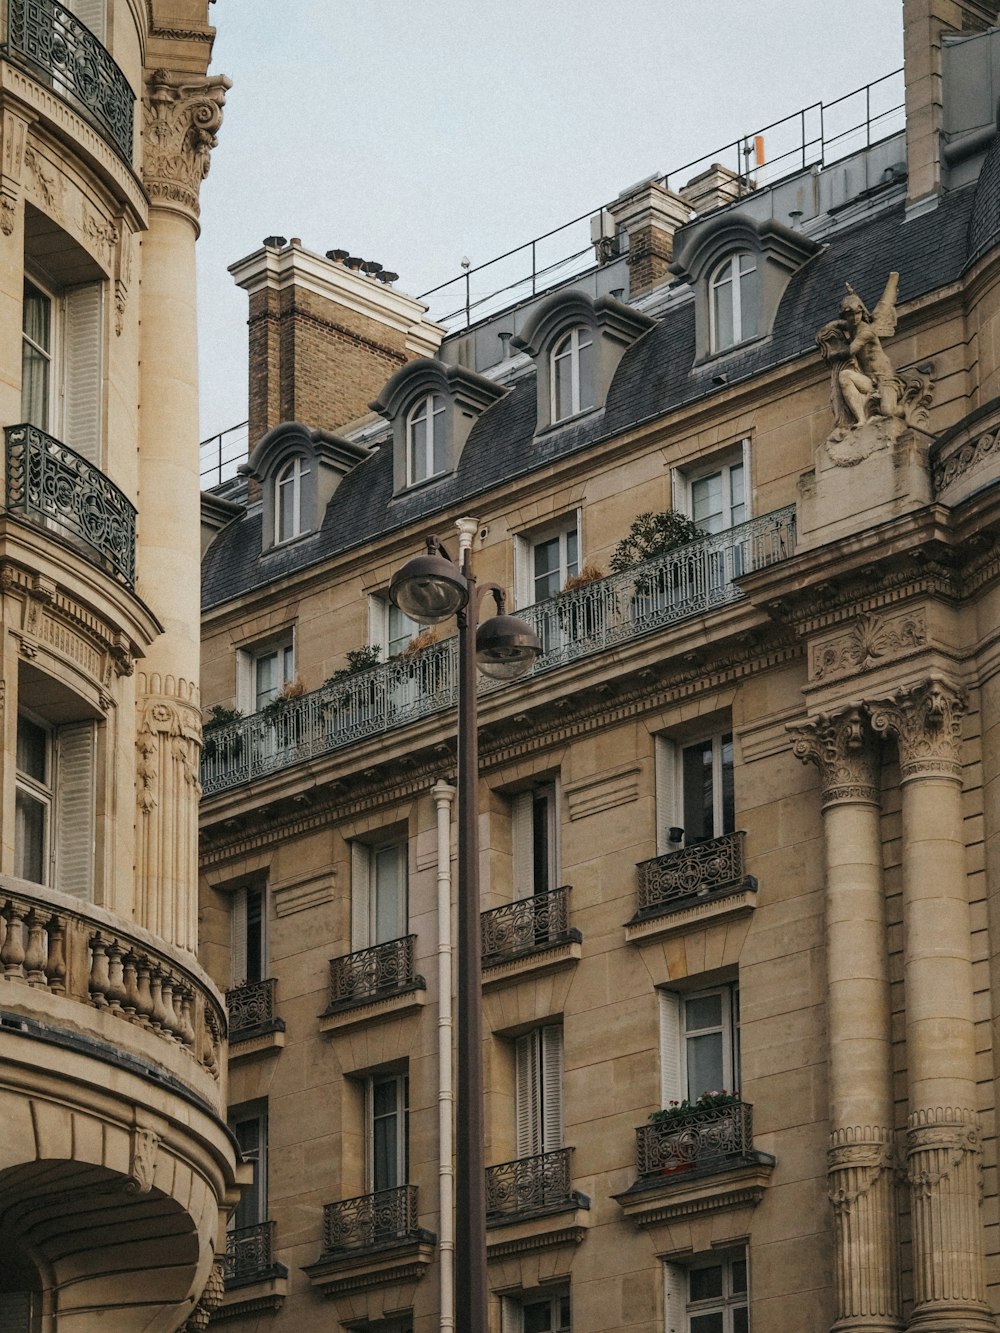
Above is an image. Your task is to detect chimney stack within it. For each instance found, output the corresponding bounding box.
[607,178,691,299]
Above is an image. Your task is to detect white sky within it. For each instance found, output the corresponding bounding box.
[196,0,905,441]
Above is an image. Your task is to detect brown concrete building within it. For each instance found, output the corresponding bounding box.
[198,3,1000,1329]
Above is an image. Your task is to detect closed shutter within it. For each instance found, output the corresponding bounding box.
[62,283,102,463]
[663,1261,687,1333]
[54,721,95,899]
[65,0,105,39]
[655,736,679,855]
[351,841,370,951]
[515,1031,539,1158]
[540,1024,563,1152]
[231,888,248,988]
[659,990,684,1106]
[511,791,534,899]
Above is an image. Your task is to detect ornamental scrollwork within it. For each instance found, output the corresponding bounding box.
[867,677,965,778]
[788,705,879,803]
[811,609,926,682]
[142,70,231,218]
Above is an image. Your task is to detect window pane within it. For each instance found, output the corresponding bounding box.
[532,789,551,895]
[729,463,746,526]
[733,1306,749,1333]
[577,335,595,411]
[713,269,734,350]
[255,651,278,710]
[566,527,579,577]
[682,739,714,840]
[523,1300,553,1333]
[15,789,46,883]
[431,394,447,475]
[534,536,561,601]
[690,1315,724,1333]
[409,413,427,483]
[686,993,723,1031]
[721,735,735,833]
[731,1258,748,1294]
[553,348,573,421]
[276,473,295,542]
[17,715,47,782]
[690,1263,724,1301]
[374,844,404,943]
[388,602,416,656]
[687,1030,724,1098]
[692,473,724,533]
[245,887,264,983]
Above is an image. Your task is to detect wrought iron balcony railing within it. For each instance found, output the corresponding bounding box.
[226,977,285,1042]
[481,886,579,964]
[634,831,754,918]
[5,0,135,160]
[321,1184,420,1255]
[486,1147,580,1221]
[223,1221,279,1284]
[200,507,796,795]
[635,1100,755,1179]
[324,934,424,1012]
[5,424,137,586]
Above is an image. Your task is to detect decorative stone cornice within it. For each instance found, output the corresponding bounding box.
[810,608,927,684]
[141,69,230,220]
[788,706,880,805]
[868,676,965,779]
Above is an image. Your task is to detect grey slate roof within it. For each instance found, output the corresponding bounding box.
[202,183,979,611]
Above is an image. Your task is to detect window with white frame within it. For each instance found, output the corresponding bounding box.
[371,594,419,659]
[515,1023,563,1158]
[510,784,558,899]
[237,635,295,715]
[406,391,447,485]
[710,251,758,352]
[664,1250,749,1333]
[274,455,310,544]
[503,1288,571,1333]
[516,516,580,611]
[659,984,740,1106]
[550,326,595,422]
[21,274,103,463]
[674,446,750,537]
[368,1070,408,1192]
[655,730,735,852]
[351,838,408,950]
[15,709,96,899]
[230,1104,268,1230]
[231,882,266,989]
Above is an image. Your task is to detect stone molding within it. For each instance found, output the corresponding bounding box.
[868,676,965,779]
[141,69,230,220]
[810,608,927,684]
[788,705,880,805]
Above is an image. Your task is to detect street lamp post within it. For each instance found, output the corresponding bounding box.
[390,518,540,1331]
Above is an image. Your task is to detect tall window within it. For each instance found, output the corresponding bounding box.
[231,883,265,989]
[551,326,594,422]
[230,1106,267,1231]
[510,784,558,899]
[655,730,735,852]
[15,710,95,898]
[21,280,52,430]
[515,1024,563,1158]
[665,1251,749,1333]
[369,1071,408,1192]
[351,839,408,950]
[532,524,579,604]
[504,1289,571,1333]
[406,392,447,485]
[238,637,295,714]
[21,275,103,462]
[710,252,757,351]
[274,455,309,544]
[690,460,746,536]
[659,985,740,1105]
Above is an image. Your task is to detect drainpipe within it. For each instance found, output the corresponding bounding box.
[433,779,456,1332]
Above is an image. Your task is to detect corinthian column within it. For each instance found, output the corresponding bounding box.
[135,71,229,955]
[869,678,994,1333]
[790,706,901,1332]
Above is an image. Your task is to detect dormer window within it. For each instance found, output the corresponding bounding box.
[710,251,758,351]
[274,455,310,544]
[407,392,447,485]
[551,326,595,422]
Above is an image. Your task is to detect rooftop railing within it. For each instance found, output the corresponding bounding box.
[200,507,795,796]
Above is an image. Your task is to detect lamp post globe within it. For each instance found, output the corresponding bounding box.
[388,551,468,624]
[475,613,541,680]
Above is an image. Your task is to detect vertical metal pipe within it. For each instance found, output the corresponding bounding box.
[433,779,456,1332]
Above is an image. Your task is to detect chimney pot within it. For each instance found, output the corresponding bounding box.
[262,235,287,249]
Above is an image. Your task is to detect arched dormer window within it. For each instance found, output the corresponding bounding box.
[710,251,757,352]
[551,326,595,422]
[406,391,447,485]
[274,454,310,544]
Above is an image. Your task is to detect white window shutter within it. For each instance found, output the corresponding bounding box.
[540,1024,564,1152]
[62,283,103,463]
[54,721,95,899]
[655,736,679,855]
[511,791,534,899]
[66,0,106,38]
[670,466,687,518]
[742,436,753,517]
[515,1031,540,1158]
[351,842,371,951]
[231,888,248,988]
[659,990,684,1106]
[514,534,530,609]
[663,1261,687,1333]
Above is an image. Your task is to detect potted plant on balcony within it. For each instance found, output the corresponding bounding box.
[322,645,383,730]
[201,703,244,761]
[611,510,703,617]
[259,677,306,746]
[558,563,609,642]
[648,1090,742,1176]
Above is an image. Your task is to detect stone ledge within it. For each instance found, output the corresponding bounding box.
[212,1267,288,1322]
[482,935,582,989]
[625,886,756,944]
[228,1023,286,1064]
[612,1154,775,1227]
[318,985,427,1036]
[485,1201,590,1260]
[302,1232,436,1297]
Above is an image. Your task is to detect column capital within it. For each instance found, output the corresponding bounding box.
[141,69,231,223]
[789,705,880,805]
[867,676,965,779]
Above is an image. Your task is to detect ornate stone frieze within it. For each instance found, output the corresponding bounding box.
[810,608,927,683]
[933,415,1000,496]
[788,706,880,805]
[868,676,965,779]
[828,1126,901,1330]
[142,70,230,219]
[0,106,29,237]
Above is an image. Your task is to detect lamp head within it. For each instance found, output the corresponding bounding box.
[389,551,468,624]
[475,613,541,680]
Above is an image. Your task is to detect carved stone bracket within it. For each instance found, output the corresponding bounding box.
[868,676,965,779]
[125,1126,160,1194]
[0,106,31,236]
[788,705,880,805]
[142,70,231,220]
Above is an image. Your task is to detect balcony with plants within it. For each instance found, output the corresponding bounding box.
[200,506,796,797]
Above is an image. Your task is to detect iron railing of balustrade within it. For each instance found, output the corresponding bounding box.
[485,1148,576,1220]
[325,934,424,1011]
[199,507,796,795]
[200,420,250,487]
[635,1101,754,1178]
[321,1184,419,1255]
[5,0,135,161]
[635,831,752,918]
[6,423,137,585]
[226,977,284,1041]
[481,886,577,964]
[223,1221,277,1283]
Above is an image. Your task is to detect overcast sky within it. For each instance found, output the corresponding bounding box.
[196,0,905,443]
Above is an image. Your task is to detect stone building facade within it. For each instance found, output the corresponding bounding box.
[0,1,243,1327]
[198,1,1000,1329]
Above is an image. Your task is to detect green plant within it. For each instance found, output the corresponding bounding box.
[201,704,244,761]
[610,511,702,574]
[324,644,382,687]
[203,703,244,730]
[648,1090,741,1124]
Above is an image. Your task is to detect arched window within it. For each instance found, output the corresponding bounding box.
[406,392,447,485]
[550,326,595,422]
[710,252,757,351]
[274,455,309,544]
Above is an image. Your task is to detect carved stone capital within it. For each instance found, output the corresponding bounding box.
[141,70,231,220]
[867,676,965,779]
[789,705,880,805]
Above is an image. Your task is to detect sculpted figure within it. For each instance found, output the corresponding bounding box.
[817,273,901,430]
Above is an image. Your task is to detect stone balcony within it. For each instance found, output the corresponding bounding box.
[217,1221,288,1320]
[304,1185,435,1297]
[319,934,427,1034]
[627,831,757,942]
[480,886,583,985]
[225,977,286,1058]
[485,1148,590,1259]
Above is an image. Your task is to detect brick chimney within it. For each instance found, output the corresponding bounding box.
[608,179,691,299]
[230,239,445,443]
